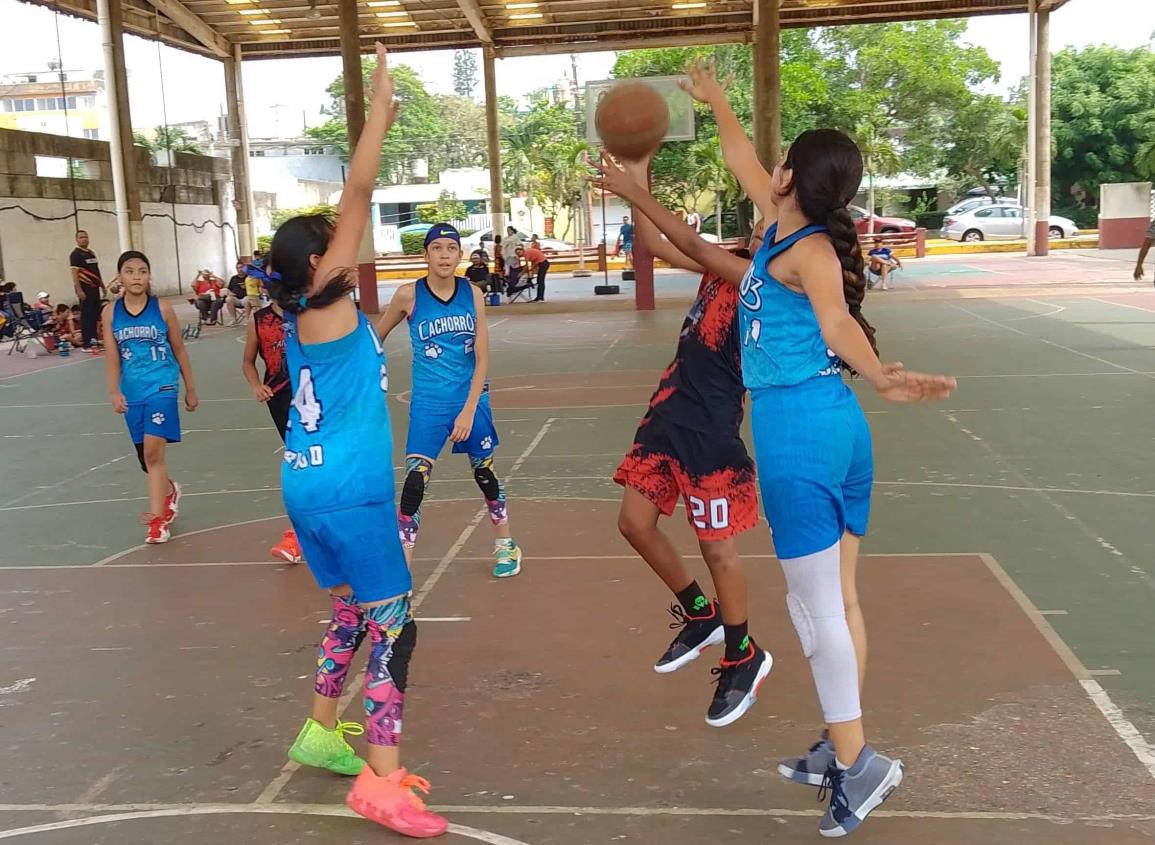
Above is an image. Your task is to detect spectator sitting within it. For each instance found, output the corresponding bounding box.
[192,269,225,325]
[224,261,250,325]
[28,291,53,330]
[55,304,83,346]
[0,281,15,339]
[465,250,492,291]
[867,237,902,291]
[251,249,266,270]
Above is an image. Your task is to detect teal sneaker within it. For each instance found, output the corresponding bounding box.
[493,539,522,578]
[287,718,366,776]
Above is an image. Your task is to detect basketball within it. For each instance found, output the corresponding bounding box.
[594,81,669,161]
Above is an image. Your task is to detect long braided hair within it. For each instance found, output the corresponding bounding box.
[784,129,878,359]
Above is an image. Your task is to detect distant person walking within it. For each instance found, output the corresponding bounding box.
[686,210,702,233]
[70,229,105,349]
[616,216,635,269]
[1133,218,1155,283]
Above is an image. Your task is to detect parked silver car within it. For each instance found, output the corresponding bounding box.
[943,204,1079,242]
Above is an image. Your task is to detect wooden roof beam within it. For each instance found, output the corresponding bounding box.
[139,0,232,56]
[456,0,493,44]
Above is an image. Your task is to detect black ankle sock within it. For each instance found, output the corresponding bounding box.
[675,581,711,616]
[724,621,750,661]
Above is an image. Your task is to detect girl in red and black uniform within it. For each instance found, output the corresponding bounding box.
[242,296,302,563]
[615,156,771,727]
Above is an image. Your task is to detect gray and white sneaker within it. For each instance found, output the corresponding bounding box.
[817,745,904,838]
[778,731,835,786]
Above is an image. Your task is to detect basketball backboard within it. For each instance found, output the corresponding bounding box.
[585,76,696,146]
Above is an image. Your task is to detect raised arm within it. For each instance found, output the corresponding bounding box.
[313,43,398,287]
[680,60,775,222]
[591,152,749,285]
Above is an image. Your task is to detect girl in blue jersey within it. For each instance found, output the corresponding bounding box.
[592,61,956,838]
[102,250,198,545]
[377,224,523,579]
[263,46,447,839]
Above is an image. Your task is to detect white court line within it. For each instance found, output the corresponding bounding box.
[950,302,1155,381]
[980,553,1155,780]
[0,801,1150,825]
[596,330,626,363]
[0,452,134,510]
[253,418,558,806]
[876,481,1155,499]
[1086,296,1155,317]
[0,808,532,844]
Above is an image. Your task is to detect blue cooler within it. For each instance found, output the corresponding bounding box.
[487,292,501,307]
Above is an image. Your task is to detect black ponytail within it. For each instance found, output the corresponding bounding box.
[785,129,880,363]
[266,214,354,314]
[824,207,877,359]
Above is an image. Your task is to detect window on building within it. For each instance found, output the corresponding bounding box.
[252,150,265,157]
[36,98,54,110]
[83,128,99,140]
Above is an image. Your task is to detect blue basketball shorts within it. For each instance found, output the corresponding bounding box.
[750,376,873,560]
[406,394,500,461]
[289,501,413,604]
[124,390,181,445]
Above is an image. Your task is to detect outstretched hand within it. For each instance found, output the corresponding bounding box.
[586,150,646,201]
[678,59,728,106]
[870,366,957,404]
[369,43,399,121]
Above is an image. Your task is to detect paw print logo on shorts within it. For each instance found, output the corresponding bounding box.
[423,343,443,359]
[479,436,493,450]
[151,412,166,425]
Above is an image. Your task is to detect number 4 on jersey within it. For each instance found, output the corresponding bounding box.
[292,367,323,433]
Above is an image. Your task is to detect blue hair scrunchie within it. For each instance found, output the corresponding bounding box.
[298,294,309,310]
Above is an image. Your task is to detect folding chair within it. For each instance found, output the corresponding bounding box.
[4,294,48,357]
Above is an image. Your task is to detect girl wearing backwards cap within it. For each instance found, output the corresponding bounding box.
[378,223,524,578]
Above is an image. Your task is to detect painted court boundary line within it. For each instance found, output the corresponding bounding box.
[0,801,1152,824]
[253,418,558,806]
[980,553,1155,779]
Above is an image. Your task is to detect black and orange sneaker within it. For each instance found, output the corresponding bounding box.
[654,601,723,674]
[705,639,772,727]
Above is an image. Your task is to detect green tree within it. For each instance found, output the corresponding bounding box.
[269,203,337,231]
[417,190,467,224]
[453,50,479,98]
[854,119,902,232]
[942,95,1026,199]
[689,141,738,238]
[151,126,204,155]
[1050,45,1155,205]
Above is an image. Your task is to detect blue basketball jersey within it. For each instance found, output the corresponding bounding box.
[111,296,179,403]
[738,223,843,389]
[408,277,481,408]
[282,312,395,515]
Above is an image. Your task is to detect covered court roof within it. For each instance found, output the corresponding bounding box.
[20,0,1071,60]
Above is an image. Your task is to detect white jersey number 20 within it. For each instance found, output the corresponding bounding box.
[292,367,324,433]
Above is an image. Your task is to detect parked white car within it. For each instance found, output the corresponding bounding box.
[462,228,574,254]
[943,204,1079,242]
[945,196,1019,217]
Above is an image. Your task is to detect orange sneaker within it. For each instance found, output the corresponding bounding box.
[346,767,448,838]
[270,529,303,563]
[145,515,170,544]
[163,480,182,525]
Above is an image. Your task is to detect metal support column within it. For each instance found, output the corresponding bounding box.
[97,0,141,251]
[224,46,254,260]
[753,0,781,170]
[483,47,505,238]
[338,0,379,312]
[1032,7,1052,256]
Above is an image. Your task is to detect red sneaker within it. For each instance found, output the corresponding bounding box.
[270,529,303,563]
[346,767,448,838]
[163,480,182,525]
[145,515,170,544]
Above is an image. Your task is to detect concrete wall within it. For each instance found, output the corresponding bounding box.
[0,128,236,302]
[1099,182,1153,250]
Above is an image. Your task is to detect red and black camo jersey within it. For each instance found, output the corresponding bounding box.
[646,268,745,435]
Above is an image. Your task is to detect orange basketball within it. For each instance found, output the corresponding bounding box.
[594,82,669,162]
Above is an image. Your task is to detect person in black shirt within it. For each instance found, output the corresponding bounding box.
[69,230,105,348]
[464,250,492,291]
[225,260,250,324]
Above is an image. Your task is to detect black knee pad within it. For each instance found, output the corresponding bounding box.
[386,619,416,693]
[399,469,427,517]
[134,442,147,473]
[472,465,501,501]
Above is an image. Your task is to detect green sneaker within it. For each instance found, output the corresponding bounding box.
[493,540,522,578]
[287,718,366,776]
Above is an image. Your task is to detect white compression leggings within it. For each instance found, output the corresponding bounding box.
[780,541,862,724]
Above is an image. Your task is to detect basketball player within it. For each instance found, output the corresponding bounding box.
[241,292,302,563]
[377,223,524,578]
[614,156,771,727]
[102,250,198,544]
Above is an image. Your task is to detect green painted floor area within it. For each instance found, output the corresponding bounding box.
[2,287,1154,744]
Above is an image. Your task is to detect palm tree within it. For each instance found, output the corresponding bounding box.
[854,119,902,234]
[690,142,739,239]
[540,138,592,242]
